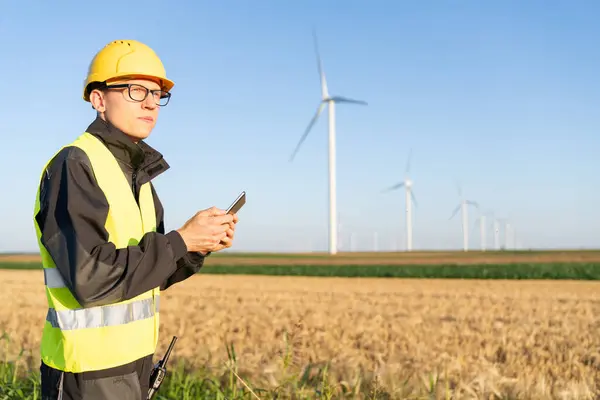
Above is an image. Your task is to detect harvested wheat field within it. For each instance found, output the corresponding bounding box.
[1,270,599,399]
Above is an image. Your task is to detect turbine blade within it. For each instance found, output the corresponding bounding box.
[449,204,461,220]
[455,180,462,198]
[330,96,368,105]
[289,103,326,162]
[466,200,479,208]
[405,148,413,174]
[312,28,328,99]
[382,182,404,192]
[410,190,417,208]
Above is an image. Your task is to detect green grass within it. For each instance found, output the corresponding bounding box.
[0,263,41,270]
[0,359,451,400]
[6,249,600,260]
[0,335,449,400]
[197,263,600,279]
[4,262,600,279]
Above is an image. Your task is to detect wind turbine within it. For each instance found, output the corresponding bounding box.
[382,149,417,251]
[493,218,500,250]
[496,218,512,250]
[373,231,379,252]
[449,184,478,251]
[473,210,494,251]
[288,30,368,255]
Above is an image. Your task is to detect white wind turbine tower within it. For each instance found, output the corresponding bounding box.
[289,30,367,255]
[449,184,478,251]
[373,231,379,252]
[479,215,486,251]
[493,218,501,250]
[382,149,417,251]
[496,218,512,250]
[473,210,493,251]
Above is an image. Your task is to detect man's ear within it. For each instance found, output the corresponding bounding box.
[89,89,106,112]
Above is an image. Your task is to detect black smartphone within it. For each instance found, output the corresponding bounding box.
[226,191,246,214]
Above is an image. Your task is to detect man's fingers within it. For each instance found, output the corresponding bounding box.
[210,207,226,216]
[196,206,226,217]
[210,224,229,235]
[186,205,238,253]
[212,214,234,225]
[221,235,232,243]
[210,233,227,247]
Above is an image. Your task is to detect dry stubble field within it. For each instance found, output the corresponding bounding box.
[1,269,600,399]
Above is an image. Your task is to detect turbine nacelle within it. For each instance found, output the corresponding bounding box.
[323,96,368,106]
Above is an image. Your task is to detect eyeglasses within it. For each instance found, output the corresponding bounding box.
[104,83,171,106]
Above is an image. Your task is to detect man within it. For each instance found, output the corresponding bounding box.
[33,39,238,399]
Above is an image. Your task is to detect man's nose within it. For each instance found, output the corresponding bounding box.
[142,95,157,109]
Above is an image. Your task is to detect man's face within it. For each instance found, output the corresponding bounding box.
[90,78,167,142]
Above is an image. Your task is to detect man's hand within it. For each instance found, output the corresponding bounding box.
[213,213,239,252]
[176,207,235,254]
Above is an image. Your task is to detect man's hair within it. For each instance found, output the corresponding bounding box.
[87,82,107,110]
[86,81,107,98]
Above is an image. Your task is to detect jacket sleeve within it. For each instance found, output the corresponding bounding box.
[149,183,206,291]
[34,147,188,308]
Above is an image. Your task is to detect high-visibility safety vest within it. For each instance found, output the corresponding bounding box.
[32,132,159,373]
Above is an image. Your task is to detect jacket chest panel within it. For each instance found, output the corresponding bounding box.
[72,133,156,248]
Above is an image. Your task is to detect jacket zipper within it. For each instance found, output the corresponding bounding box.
[131,171,139,204]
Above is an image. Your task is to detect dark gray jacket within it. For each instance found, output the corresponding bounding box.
[37,116,205,399]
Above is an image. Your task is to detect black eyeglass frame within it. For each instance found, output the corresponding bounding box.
[104,83,172,106]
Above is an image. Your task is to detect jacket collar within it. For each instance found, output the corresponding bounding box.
[85,116,170,181]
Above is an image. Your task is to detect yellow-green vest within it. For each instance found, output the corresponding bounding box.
[33,132,160,373]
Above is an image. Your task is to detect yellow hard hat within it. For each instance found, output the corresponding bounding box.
[83,39,175,102]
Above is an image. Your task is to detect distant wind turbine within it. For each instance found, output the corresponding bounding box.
[496,218,512,250]
[289,29,367,255]
[473,210,494,251]
[493,218,501,250]
[449,183,478,251]
[382,149,417,251]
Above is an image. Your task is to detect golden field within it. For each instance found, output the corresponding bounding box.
[1,269,599,399]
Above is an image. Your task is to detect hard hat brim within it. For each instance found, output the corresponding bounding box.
[83,74,175,102]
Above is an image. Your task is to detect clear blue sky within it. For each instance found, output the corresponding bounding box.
[1,0,599,252]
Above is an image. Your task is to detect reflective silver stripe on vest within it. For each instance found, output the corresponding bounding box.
[46,296,160,330]
[44,268,67,288]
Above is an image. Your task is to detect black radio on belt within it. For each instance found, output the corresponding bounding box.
[147,335,177,399]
